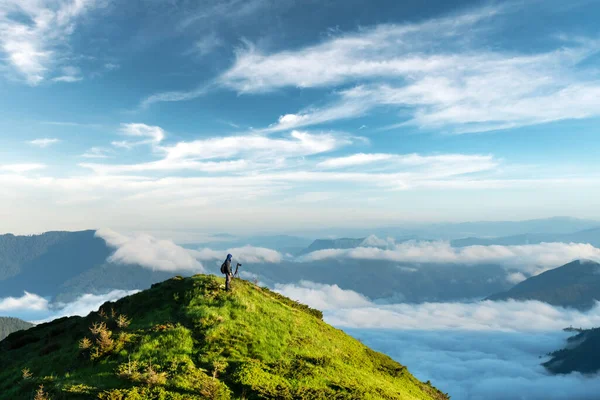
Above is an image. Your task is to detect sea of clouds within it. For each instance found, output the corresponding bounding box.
[93,230,600,285]
[274,281,600,400]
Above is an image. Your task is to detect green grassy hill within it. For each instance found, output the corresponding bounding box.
[0,317,34,341]
[0,275,448,400]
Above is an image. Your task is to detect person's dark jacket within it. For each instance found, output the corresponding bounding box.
[223,258,232,275]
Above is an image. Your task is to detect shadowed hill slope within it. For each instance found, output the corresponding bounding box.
[0,317,33,341]
[0,275,448,400]
[486,260,600,309]
[0,230,174,302]
[544,327,600,374]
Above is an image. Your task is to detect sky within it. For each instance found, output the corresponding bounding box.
[1,0,600,235]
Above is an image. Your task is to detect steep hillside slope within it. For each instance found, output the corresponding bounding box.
[0,317,33,341]
[0,275,448,400]
[486,260,600,309]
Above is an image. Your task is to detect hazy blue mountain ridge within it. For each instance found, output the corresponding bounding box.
[487,260,600,309]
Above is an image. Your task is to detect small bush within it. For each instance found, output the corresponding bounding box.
[79,337,92,350]
[33,385,49,400]
[145,365,167,386]
[116,314,131,329]
[89,322,108,336]
[22,368,33,380]
[212,358,228,379]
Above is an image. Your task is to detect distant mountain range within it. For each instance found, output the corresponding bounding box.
[2,220,600,312]
[452,227,600,247]
[0,317,33,341]
[295,221,600,255]
[290,216,600,241]
[0,230,516,309]
[186,217,600,253]
[182,234,313,255]
[545,327,600,374]
[487,260,600,309]
[298,238,366,255]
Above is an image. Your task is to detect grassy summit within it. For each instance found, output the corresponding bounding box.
[0,275,448,400]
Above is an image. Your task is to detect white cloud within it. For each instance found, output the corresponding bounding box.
[219,6,501,92]
[263,101,372,132]
[80,159,251,174]
[27,138,60,148]
[352,329,600,400]
[0,163,46,173]
[506,272,527,284]
[96,229,204,272]
[328,299,600,332]
[293,191,336,203]
[275,281,372,310]
[163,130,350,161]
[302,240,600,277]
[192,32,223,56]
[140,85,212,109]
[193,245,283,264]
[81,147,113,159]
[275,279,600,399]
[275,281,600,331]
[0,0,98,85]
[360,234,395,248]
[0,291,48,312]
[114,123,165,149]
[46,289,139,322]
[318,153,394,168]
[52,75,83,82]
[81,130,353,174]
[2,289,141,323]
[317,153,497,174]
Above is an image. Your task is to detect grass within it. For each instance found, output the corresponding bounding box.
[0,275,449,400]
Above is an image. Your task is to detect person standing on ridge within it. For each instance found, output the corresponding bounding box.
[221,253,233,291]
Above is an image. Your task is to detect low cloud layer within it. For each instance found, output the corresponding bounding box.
[350,329,600,400]
[0,289,138,323]
[274,281,371,311]
[96,229,204,272]
[193,245,283,264]
[42,290,140,323]
[277,281,600,332]
[276,281,600,399]
[0,291,48,313]
[301,239,600,278]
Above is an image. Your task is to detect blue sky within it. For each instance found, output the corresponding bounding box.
[1,0,600,235]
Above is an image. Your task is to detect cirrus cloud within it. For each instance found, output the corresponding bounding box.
[27,138,60,148]
[0,0,99,85]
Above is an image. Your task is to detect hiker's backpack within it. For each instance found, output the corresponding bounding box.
[220,261,227,274]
